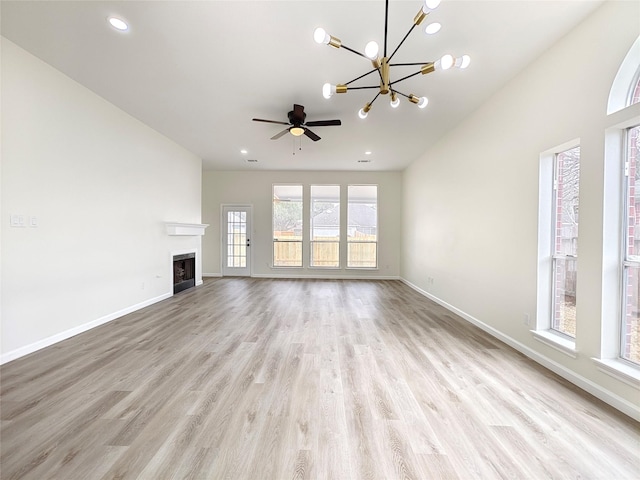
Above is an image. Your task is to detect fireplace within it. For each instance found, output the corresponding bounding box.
[173,253,195,294]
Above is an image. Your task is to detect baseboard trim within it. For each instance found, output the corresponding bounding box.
[0,292,172,365]
[401,278,640,421]
[252,273,400,280]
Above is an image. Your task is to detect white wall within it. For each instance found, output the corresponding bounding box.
[202,170,402,278]
[1,38,203,362]
[402,1,640,418]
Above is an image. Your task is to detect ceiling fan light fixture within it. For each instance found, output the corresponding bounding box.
[289,126,305,136]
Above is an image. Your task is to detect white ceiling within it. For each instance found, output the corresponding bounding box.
[1,0,603,171]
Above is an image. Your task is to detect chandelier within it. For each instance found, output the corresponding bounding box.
[314,0,470,118]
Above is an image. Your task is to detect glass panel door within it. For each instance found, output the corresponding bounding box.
[222,205,251,276]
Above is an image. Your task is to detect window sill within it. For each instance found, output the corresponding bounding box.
[592,358,640,390]
[345,267,379,271]
[270,265,303,269]
[531,329,577,358]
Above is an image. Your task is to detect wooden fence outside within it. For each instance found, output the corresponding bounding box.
[273,234,377,267]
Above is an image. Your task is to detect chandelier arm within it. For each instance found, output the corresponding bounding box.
[348,86,383,91]
[370,91,382,105]
[344,68,380,86]
[340,44,369,59]
[387,23,418,63]
[391,89,411,99]
[389,70,422,86]
[384,0,390,57]
[389,62,433,67]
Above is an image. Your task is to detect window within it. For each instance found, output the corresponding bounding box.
[347,185,378,268]
[622,125,640,364]
[310,185,340,267]
[630,72,640,107]
[273,185,303,267]
[607,35,640,114]
[551,146,580,338]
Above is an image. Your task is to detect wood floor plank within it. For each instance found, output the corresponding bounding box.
[1,278,638,479]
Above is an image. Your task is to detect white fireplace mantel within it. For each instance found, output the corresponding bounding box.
[165,222,209,236]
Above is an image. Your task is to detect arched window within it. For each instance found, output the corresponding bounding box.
[607,35,640,114]
[630,69,640,106]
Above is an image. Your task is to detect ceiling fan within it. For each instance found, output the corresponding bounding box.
[252,104,341,141]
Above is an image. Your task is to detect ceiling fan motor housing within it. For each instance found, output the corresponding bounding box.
[288,109,306,126]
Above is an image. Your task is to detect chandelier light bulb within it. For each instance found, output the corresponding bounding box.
[422,0,441,14]
[314,27,330,45]
[323,83,337,99]
[364,41,379,59]
[390,93,400,108]
[455,54,471,69]
[424,22,441,35]
[435,54,454,70]
[417,96,429,108]
[358,108,369,119]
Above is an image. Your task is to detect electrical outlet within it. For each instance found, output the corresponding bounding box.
[523,313,530,326]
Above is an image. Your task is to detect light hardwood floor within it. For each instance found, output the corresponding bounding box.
[1,278,638,479]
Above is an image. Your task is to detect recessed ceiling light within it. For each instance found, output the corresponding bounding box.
[108,17,128,31]
[240,149,248,154]
[424,22,441,35]
[365,151,372,155]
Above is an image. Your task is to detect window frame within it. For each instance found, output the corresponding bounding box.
[535,140,580,357]
[347,184,378,269]
[620,124,640,365]
[272,184,304,268]
[309,185,341,268]
[550,146,581,339]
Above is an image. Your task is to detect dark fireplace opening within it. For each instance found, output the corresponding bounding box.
[173,253,195,294]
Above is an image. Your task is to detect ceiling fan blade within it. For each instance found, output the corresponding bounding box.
[304,128,321,142]
[253,118,289,125]
[271,129,289,140]
[305,119,342,127]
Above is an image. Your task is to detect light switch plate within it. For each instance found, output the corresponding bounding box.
[10,214,26,227]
